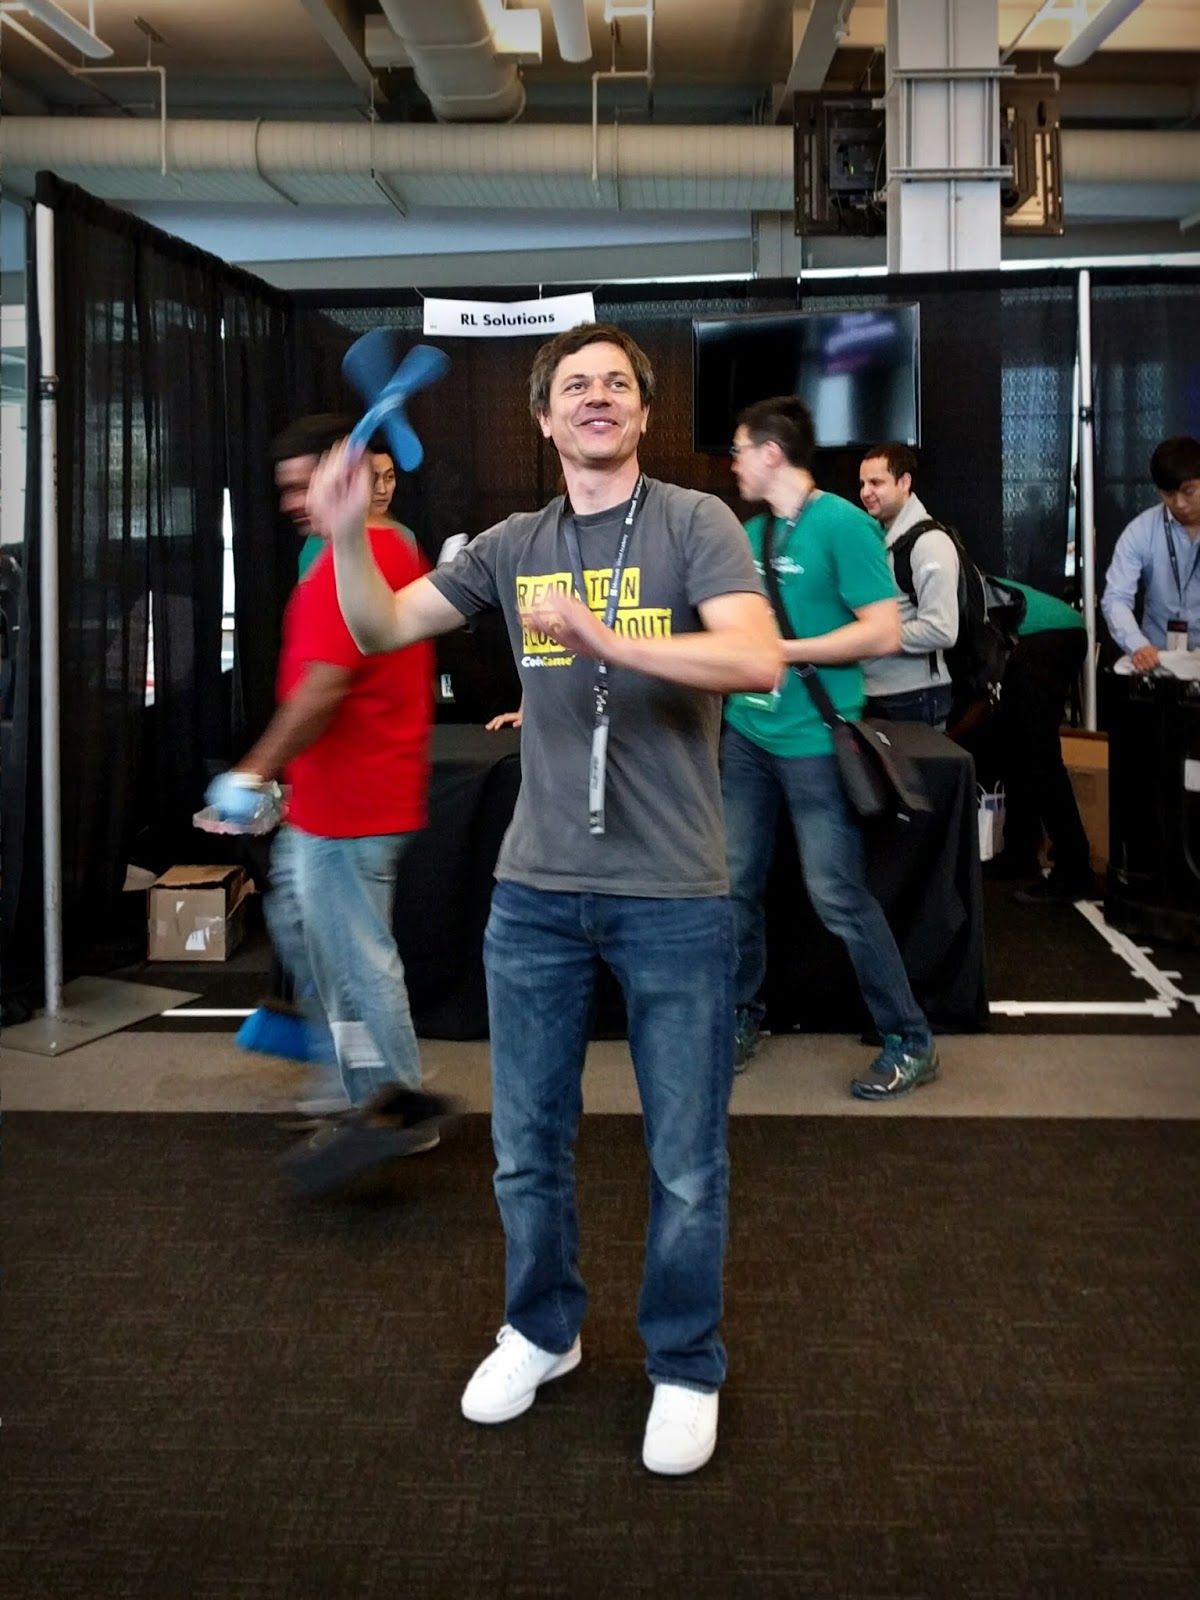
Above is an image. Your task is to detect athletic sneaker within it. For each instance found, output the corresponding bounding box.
[460,1325,582,1424]
[850,1034,940,1101]
[642,1382,719,1476]
[733,1008,762,1072]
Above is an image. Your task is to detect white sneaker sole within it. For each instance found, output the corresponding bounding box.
[642,1429,718,1476]
[461,1341,582,1425]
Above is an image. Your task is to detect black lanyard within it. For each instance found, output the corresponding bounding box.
[759,492,812,635]
[1163,505,1200,611]
[559,475,645,836]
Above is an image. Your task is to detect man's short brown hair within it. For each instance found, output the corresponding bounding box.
[862,442,918,485]
[528,322,656,421]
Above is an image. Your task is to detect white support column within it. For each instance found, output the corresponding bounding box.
[35,202,64,1018]
[883,0,1006,273]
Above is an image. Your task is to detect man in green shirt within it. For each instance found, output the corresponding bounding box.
[991,581,1092,904]
[722,396,939,1101]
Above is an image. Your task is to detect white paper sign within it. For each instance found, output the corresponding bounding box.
[422,291,596,339]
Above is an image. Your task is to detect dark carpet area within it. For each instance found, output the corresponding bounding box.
[3,1114,1197,1599]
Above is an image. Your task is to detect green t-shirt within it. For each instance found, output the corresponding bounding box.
[1004,579,1085,637]
[298,534,325,578]
[725,492,896,758]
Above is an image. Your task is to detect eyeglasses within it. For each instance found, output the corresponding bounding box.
[729,442,760,458]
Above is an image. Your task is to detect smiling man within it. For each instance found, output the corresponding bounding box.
[307,322,780,1476]
[858,442,959,730]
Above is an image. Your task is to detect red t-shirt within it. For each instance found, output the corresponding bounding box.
[277,526,433,837]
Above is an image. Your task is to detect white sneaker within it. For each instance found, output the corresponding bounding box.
[642,1382,719,1475]
[460,1325,581,1424]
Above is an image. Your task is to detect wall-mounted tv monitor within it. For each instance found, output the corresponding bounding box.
[692,305,920,454]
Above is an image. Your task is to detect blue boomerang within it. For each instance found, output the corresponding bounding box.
[343,330,450,472]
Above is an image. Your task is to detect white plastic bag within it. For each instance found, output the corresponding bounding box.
[977,783,1005,863]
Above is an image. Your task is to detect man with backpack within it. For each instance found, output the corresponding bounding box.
[859,443,959,729]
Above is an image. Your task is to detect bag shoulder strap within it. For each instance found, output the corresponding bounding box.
[759,518,794,638]
[764,512,857,732]
[890,518,947,601]
[760,519,842,731]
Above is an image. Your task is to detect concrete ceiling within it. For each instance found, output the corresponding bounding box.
[1,1,1198,283]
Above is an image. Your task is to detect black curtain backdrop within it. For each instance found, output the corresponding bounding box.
[223,292,365,748]
[999,277,1079,596]
[6,178,315,985]
[220,284,295,751]
[1090,270,1200,587]
[8,221,1189,996]
[304,273,1081,594]
[0,210,43,1014]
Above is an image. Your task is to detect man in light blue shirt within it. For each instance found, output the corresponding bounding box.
[1101,436,1200,672]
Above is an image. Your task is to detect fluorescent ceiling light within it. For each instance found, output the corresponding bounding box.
[2,0,113,60]
[1054,0,1144,68]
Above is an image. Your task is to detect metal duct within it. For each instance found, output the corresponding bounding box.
[2,118,1197,211]
[376,0,525,122]
[549,0,593,63]
[1059,128,1200,186]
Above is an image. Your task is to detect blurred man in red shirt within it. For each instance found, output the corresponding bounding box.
[220,414,449,1191]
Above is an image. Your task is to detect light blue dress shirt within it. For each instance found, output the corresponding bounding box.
[1100,504,1200,654]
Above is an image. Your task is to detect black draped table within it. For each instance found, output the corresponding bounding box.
[396,720,987,1040]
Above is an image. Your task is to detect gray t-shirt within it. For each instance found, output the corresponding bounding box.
[428,477,763,897]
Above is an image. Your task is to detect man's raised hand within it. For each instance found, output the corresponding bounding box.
[306,439,372,546]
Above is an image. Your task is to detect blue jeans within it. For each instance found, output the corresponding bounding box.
[722,727,929,1041]
[264,824,422,1105]
[866,681,953,731]
[483,881,735,1391]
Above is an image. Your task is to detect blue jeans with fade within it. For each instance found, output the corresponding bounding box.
[483,881,736,1392]
[722,726,929,1041]
[264,824,423,1106]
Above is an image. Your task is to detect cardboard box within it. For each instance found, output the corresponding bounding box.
[148,865,250,961]
[1060,729,1109,873]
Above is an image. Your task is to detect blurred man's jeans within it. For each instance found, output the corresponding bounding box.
[265,824,422,1105]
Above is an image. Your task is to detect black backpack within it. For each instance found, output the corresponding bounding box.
[891,519,1027,722]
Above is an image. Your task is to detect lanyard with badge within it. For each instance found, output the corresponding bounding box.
[559,475,645,835]
[1162,505,1200,652]
[737,495,810,712]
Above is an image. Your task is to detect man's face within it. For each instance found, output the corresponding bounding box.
[729,426,773,504]
[859,457,911,525]
[1160,477,1200,529]
[275,454,318,531]
[536,340,648,470]
[370,453,397,518]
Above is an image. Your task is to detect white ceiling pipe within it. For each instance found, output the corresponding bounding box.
[1055,0,1145,69]
[1060,127,1200,185]
[376,0,525,121]
[550,0,593,63]
[2,117,1198,206]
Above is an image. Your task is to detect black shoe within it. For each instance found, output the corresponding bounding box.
[281,1087,458,1196]
[361,1085,458,1142]
[983,852,1041,882]
[1013,873,1093,906]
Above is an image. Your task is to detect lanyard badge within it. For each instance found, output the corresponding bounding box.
[560,477,644,836]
